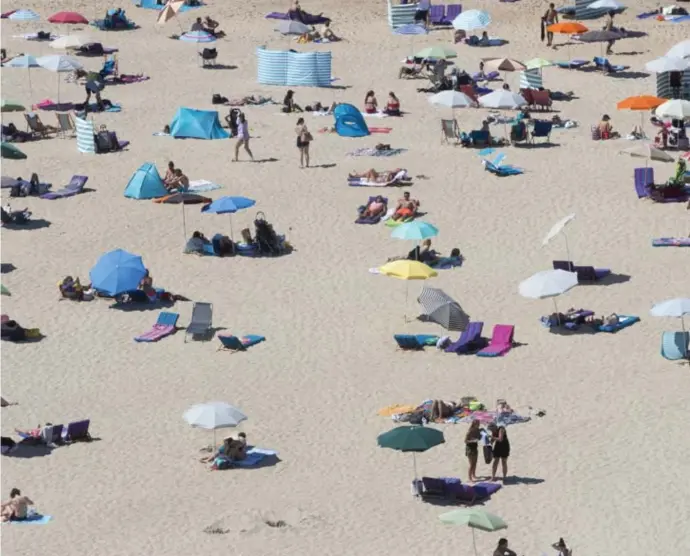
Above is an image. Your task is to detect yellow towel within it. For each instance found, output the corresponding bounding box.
[378,404,416,417]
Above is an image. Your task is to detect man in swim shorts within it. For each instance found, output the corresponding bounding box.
[392,191,419,221]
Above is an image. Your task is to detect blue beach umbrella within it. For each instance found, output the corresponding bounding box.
[179,30,216,43]
[201,196,256,240]
[391,220,439,241]
[394,23,428,56]
[89,249,147,296]
[8,9,40,21]
[452,9,491,31]
[5,55,40,99]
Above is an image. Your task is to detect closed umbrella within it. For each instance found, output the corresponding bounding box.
[184,402,247,448]
[655,99,690,120]
[645,56,690,73]
[651,298,690,331]
[415,45,457,60]
[439,508,507,556]
[588,0,625,8]
[417,286,469,331]
[377,425,445,482]
[201,196,256,241]
[519,269,578,316]
[89,249,147,296]
[378,260,437,320]
[4,55,40,100]
[48,11,88,24]
[452,9,491,31]
[666,39,690,60]
[276,20,309,35]
[542,213,576,262]
[37,55,83,104]
[8,9,39,21]
[1,100,26,112]
[621,143,674,163]
[390,220,439,241]
[1,142,27,160]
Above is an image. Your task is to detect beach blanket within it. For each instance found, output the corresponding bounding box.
[14,33,60,41]
[652,237,690,247]
[368,127,392,134]
[347,148,406,157]
[212,448,277,470]
[36,100,122,113]
[186,180,222,193]
[389,399,531,426]
[4,514,52,525]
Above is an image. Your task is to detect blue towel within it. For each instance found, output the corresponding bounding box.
[214,448,277,469]
[6,514,52,525]
[671,15,690,22]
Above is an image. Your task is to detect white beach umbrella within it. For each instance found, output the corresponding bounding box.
[645,56,690,73]
[429,90,474,108]
[621,143,674,163]
[519,269,578,314]
[588,0,625,9]
[651,298,690,331]
[478,90,526,109]
[666,40,690,60]
[4,55,41,99]
[452,9,491,31]
[50,35,90,50]
[183,401,248,447]
[655,99,690,120]
[276,20,310,35]
[542,213,575,262]
[8,9,40,21]
[37,55,83,104]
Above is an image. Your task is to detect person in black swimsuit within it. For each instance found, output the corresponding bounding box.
[489,424,511,481]
[464,419,481,482]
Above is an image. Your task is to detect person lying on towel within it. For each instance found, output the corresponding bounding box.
[349,168,405,184]
[392,191,419,221]
[360,196,387,219]
[408,239,438,264]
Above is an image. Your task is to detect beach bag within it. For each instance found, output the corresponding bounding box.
[483,444,493,464]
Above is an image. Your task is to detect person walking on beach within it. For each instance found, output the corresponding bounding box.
[464,419,481,482]
[542,3,558,47]
[233,113,254,162]
[489,423,510,481]
[295,117,312,168]
[604,11,616,55]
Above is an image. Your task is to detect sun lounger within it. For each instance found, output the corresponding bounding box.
[445,321,484,354]
[661,331,689,360]
[61,419,91,442]
[598,315,639,333]
[574,265,610,282]
[356,196,388,224]
[394,334,439,350]
[652,237,690,247]
[185,302,213,342]
[134,311,179,342]
[414,477,500,503]
[476,324,514,357]
[217,334,265,352]
[429,5,445,25]
[593,56,626,73]
[442,4,462,24]
[555,59,589,69]
[483,153,523,176]
[40,175,88,200]
[635,167,653,198]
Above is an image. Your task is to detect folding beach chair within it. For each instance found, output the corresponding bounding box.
[530,120,553,144]
[476,324,514,357]
[24,112,58,138]
[40,175,88,200]
[217,334,265,353]
[185,302,213,342]
[661,331,689,361]
[530,90,552,111]
[134,312,179,342]
[429,5,445,25]
[573,265,610,282]
[441,119,460,144]
[634,167,653,198]
[445,321,484,354]
[55,112,76,138]
[443,4,462,24]
[62,419,91,442]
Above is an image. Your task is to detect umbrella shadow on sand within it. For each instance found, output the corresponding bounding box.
[183,325,227,342]
[579,273,631,287]
[4,219,51,231]
[503,475,545,486]
[202,64,238,70]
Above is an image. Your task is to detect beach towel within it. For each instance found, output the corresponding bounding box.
[218,334,265,352]
[368,127,393,133]
[114,74,149,84]
[347,148,406,157]
[652,238,690,247]
[186,180,222,193]
[4,514,52,525]
[378,404,417,417]
[637,11,658,19]
[15,33,60,41]
[213,448,278,469]
[598,315,640,333]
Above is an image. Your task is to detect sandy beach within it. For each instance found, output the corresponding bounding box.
[2,0,690,554]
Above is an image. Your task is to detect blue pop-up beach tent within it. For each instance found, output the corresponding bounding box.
[169,108,229,140]
[124,163,168,199]
[334,104,369,138]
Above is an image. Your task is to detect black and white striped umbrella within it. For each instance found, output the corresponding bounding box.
[417,287,470,331]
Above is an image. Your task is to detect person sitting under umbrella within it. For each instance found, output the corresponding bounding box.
[596,114,618,140]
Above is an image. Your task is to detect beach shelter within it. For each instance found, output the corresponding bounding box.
[124,163,168,199]
[333,104,369,138]
[169,108,229,140]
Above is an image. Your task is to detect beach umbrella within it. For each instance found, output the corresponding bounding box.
[37,55,83,104]
[417,286,469,331]
[415,45,457,60]
[378,260,437,319]
[1,142,27,160]
[1,285,11,296]
[391,220,439,241]
[651,298,690,331]
[519,269,578,315]
[48,11,88,24]
[574,29,624,56]
[525,57,553,70]
[542,213,575,262]
[666,39,690,60]
[158,193,211,239]
[377,425,445,482]
[4,55,40,99]
[1,99,26,113]
[429,90,474,109]
[484,57,526,73]
[439,509,507,556]
[50,35,90,50]
[8,9,39,21]
[617,95,666,132]
[184,402,247,448]
[394,23,429,54]
[547,22,588,35]
[655,99,690,120]
[644,56,690,73]
[478,90,526,110]
[179,30,216,43]
[275,20,310,35]
[621,143,674,163]
[588,0,625,10]
[157,1,185,31]
[89,249,147,296]
[452,9,491,31]
[201,196,256,241]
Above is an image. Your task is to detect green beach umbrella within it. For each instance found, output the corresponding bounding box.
[1,142,27,160]
[0,99,26,113]
[377,425,445,481]
[524,57,553,70]
[439,509,507,556]
[415,45,457,59]
[1,285,10,296]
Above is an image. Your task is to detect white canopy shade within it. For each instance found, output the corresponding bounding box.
[184,402,247,430]
[588,0,625,9]
[478,90,526,109]
[543,214,575,246]
[452,9,491,31]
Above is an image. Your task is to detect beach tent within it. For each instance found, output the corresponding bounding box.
[334,104,369,137]
[124,163,168,199]
[387,0,418,29]
[75,116,96,154]
[519,68,543,90]
[169,108,229,140]
[657,71,690,101]
[256,46,332,87]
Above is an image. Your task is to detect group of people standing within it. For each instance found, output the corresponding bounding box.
[465,419,510,483]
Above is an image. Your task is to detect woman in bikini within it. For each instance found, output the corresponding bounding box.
[364,91,378,114]
[465,419,481,482]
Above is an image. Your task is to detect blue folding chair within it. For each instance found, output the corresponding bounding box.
[531,120,553,144]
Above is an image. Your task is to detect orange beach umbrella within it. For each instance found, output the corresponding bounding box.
[616,95,666,111]
[547,22,588,34]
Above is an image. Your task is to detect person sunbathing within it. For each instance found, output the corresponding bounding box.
[392,191,419,221]
[361,196,387,219]
[1,489,33,522]
[199,433,247,464]
[429,400,458,421]
[385,92,401,116]
[283,90,303,113]
[349,168,404,183]
[364,91,378,114]
[478,31,490,46]
[408,239,437,263]
[430,248,462,268]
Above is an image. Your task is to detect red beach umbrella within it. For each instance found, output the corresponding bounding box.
[48,11,89,24]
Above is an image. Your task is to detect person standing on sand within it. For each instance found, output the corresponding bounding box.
[464,419,481,482]
[494,538,518,556]
[542,3,558,47]
[296,117,312,168]
[489,423,510,481]
[233,113,254,162]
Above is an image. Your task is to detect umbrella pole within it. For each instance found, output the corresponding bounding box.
[472,528,478,556]
[182,203,187,242]
[229,213,234,242]
[57,72,61,105]
[412,452,418,483]
[404,281,409,323]
[563,231,571,263]
[552,297,561,324]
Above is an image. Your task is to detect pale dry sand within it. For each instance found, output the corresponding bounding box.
[2,0,690,554]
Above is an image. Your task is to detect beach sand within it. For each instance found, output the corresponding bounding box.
[2,0,689,554]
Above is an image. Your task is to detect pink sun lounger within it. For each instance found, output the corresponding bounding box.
[476,324,514,357]
[134,312,179,342]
